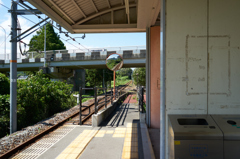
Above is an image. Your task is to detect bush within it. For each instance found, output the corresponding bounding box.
[17,71,76,128]
[0,71,77,138]
[0,73,10,95]
[0,94,10,137]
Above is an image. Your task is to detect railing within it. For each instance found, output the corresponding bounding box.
[138,86,146,113]
[78,86,122,125]
[0,45,146,60]
[0,53,23,60]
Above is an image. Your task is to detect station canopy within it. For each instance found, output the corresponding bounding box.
[27,0,160,33]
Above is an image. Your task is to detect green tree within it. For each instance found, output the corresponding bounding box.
[29,23,66,51]
[132,68,146,86]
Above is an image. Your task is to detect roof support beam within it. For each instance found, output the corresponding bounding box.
[111,11,114,24]
[71,0,86,18]
[125,0,130,24]
[106,0,111,8]
[90,0,98,13]
[73,24,137,29]
[74,4,136,25]
[72,24,145,33]
[48,0,75,24]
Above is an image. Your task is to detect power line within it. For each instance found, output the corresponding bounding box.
[1,1,109,65]
[0,1,89,52]
[0,34,10,47]
[0,3,36,25]
[12,1,89,51]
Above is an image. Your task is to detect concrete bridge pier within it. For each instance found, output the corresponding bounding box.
[72,69,85,92]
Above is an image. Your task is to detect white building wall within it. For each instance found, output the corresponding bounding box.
[166,0,240,115]
[166,0,208,114]
[208,0,240,114]
[165,0,240,158]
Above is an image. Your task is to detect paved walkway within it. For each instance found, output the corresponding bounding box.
[13,94,153,159]
[79,96,143,159]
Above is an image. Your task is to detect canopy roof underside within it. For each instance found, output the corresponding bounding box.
[26,0,160,33]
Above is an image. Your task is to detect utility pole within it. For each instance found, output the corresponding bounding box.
[10,1,18,134]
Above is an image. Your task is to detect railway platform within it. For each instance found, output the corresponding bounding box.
[11,94,155,159]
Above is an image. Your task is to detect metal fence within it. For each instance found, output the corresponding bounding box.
[78,86,124,125]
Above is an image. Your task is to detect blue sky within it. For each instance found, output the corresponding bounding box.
[0,0,146,58]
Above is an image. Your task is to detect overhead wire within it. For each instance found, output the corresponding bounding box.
[11,0,89,51]
[0,34,10,47]
[2,1,110,66]
[0,2,36,25]
[1,1,89,52]
[0,2,39,56]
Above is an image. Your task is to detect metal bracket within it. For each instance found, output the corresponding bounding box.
[8,9,42,15]
[10,17,50,42]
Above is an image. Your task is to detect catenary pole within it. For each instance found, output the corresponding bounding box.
[10,1,18,134]
[160,0,166,158]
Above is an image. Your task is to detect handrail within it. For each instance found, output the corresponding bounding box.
[78,81,131,125]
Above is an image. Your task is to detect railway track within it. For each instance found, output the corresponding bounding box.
[0,81,132,158]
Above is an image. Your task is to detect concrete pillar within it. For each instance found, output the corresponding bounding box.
[73,69,85,92]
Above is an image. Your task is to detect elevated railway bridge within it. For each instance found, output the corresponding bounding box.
[0,46,146,72]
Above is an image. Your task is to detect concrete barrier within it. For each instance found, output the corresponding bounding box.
[140,123,156,159]
[92,92,130,127]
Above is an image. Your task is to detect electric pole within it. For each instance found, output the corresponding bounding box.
[10,1,18,134]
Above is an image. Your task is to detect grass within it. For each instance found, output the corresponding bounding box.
[111,76,131,87]
[82,94,93,103]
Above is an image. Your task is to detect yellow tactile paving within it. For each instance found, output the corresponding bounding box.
[126,123,138,128]
[122,123,139,159]
[113,134,125,138]
[122,152,139,159]
[124,137,138,142]
[56,129,98,159]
